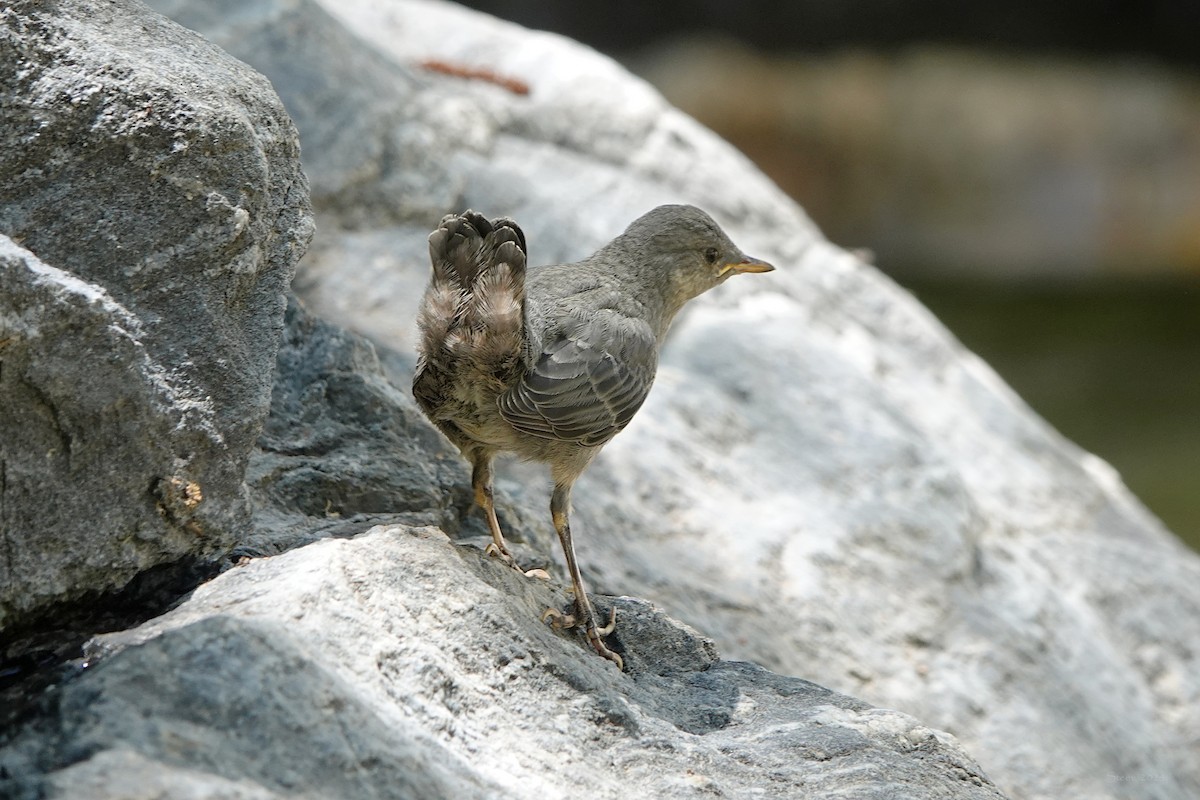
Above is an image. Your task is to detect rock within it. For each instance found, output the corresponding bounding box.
[242,296,511,556]
[0,526,1008,799]
[0,0,312,629]
[145,0,469,231]
[144,2,1200,798]
[0,240,211,626]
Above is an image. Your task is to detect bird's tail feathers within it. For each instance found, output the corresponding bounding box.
[427,210,526,288]
[419,211,528,389]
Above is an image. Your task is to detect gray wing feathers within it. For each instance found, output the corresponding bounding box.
[498,316,657,447]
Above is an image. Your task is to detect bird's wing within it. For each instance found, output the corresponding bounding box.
[498,314,657,447]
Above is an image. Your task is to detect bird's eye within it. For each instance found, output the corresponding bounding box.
[704,247,719,264]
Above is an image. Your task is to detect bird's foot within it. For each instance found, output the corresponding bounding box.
[541,603,616,634]
[587,626,623,671]
[540,607,576,629]
[541,605,622,670]
[484,542,551,580]
[594,605,617,637]
[484,540,513,563]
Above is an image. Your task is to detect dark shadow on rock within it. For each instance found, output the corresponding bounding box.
[0,556,223,742]
[254,298,463,509]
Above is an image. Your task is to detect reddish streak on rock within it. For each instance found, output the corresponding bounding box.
[418,58,531,96]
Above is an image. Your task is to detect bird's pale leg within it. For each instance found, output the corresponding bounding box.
[471,454,513,562]
[472,454,550,580]
[542,483,623,670]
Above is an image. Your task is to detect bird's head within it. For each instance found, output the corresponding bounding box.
[613,205,774,311]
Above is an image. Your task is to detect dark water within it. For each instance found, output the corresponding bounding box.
[904,277,1200,552]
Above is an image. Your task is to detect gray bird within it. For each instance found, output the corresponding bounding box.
[413,204,773,669]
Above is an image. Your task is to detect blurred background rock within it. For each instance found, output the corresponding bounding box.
[458,0,1200,550]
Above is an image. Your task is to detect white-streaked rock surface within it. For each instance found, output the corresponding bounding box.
[1,526,1006,799]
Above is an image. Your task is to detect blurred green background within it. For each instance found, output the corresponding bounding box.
[460,1,1200,550]
[912,279,1199,550]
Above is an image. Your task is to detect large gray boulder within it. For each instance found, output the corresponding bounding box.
[0,0,312,627]
[0,525,1006,800]
[143,1,1200,798]
[5,280,1006,797]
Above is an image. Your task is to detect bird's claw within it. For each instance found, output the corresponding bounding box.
[542,605,622,670]
[541,607,576,629]
[484,541,513,563]
[484,543,550,580]
[589,632,623,671]
[594,605,617,637]
[482,542,511,561]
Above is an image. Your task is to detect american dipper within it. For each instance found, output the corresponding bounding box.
[413,205,773,669]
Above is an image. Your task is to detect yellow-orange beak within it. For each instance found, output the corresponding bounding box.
[718,256,775,277]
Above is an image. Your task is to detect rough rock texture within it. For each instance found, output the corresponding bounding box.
[149,0,813,359]
[139,2,1200,798]
[0,0,312,628]
[0,526,1007,800]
